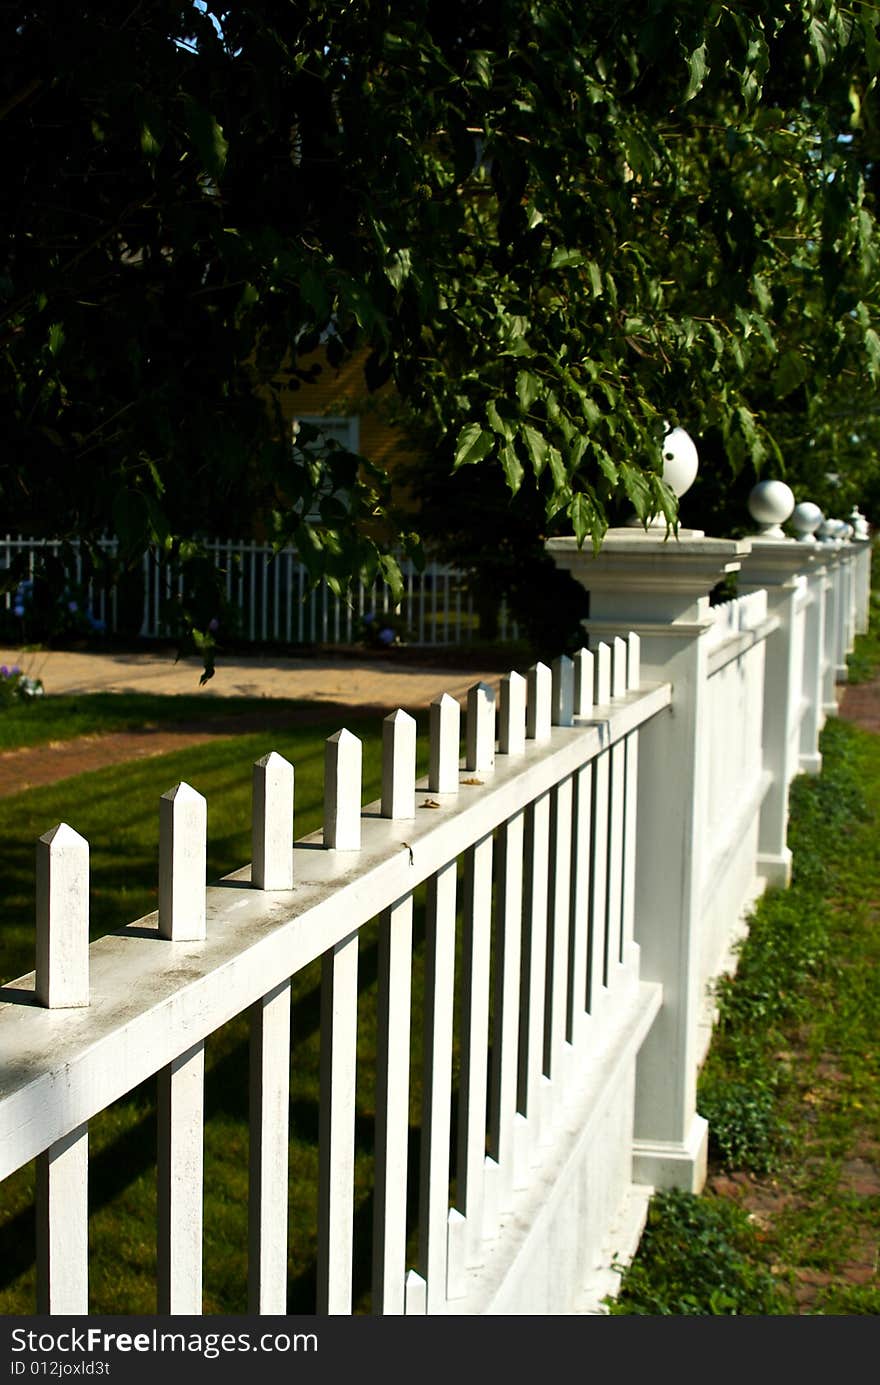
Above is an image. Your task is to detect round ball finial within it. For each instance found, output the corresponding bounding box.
[850,506,870,540]
[790,501,824,543]
[661,427,699,498]
[748,479,795,538]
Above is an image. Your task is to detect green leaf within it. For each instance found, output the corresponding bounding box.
[547,444,566,491]
[140,122,163,160]
[378,553,404,604]
[183,98,228,179]
[550,247,586,270]
[521,423,549,476]
[453,423,494,469]
[469,50,493,88]
[516,370,542,410]
[864,328,880,382]
[385,248,412,291]
[587,260,603,298]
[619,461,653,523]
[47,323,64,356]
[862,11,880,77]
[487,400,513,439]
[499,442,524,495]
[772,350,809,398]
[808,18,833,69]
[566,492,593,546]
[597,449,618,487]
[735,406,766,466]
[684,43,709,103]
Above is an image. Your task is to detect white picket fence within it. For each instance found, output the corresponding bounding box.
[0,527,872,1316]
[0,535,521,647]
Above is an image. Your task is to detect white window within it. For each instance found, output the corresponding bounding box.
[294,416,360,452]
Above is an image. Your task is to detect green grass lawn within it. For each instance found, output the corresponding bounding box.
[0,691,321,752]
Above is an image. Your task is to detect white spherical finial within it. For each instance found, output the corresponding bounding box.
[661,427,699,498]
[748,479,795,538]
[850,506,870,540]
[790,501,824,543]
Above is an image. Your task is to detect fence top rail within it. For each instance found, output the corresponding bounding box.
[0,678,670,1178]
[706,613,780,679]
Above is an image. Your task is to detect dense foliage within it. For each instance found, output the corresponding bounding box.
[3,2,879,666]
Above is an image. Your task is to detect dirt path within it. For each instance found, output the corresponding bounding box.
[0,704,393,797]
[838,678,880,733]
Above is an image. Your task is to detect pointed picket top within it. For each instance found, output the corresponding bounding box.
[572,648,594,717]
[526,662,552,741]
[324,728,363,850]
[627,632,641,691]
[499,670,526,755]
[404,1269,428,1315]
[158,782,207,941]
[35,822,89,1009]
[382,709,417,820]
[252,751,294,890]
[594,642,612,706]
[612,636,627,699]
[551,655,574,727]
[466,682,496,773]
[429,692,461,794]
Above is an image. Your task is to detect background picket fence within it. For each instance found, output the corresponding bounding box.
[0,535,521,648]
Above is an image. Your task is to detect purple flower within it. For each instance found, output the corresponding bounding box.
[11,666,20,675]
[378,626,395,645]
[207,617,219,633]
[68,600,79,613]
[13,605,24,618]
[0,666,8,677]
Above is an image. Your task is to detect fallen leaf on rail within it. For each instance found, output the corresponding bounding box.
[421,799,441,808]
[461,778,484,785]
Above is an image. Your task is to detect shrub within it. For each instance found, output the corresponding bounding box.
[606,1190,786,1315]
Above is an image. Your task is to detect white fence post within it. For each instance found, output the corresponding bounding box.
[548,528,750,1192]
[428,692,461,794]
[248,979,292,1313]
[158,783,207,941]
[252,752,294,890]
[466,682,496,773]
[323,730,362,850]
[738,538,812,887]
[36,1124,89,1315]
[799,548,828,774]
[157,1042,205,1314]
[854,533,873,634]
[830,544,849,683]
[35,823,89,1009]
[820,544,840,718]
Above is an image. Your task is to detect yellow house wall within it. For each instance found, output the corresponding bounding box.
[277,348,421,511]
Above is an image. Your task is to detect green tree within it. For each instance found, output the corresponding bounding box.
[2,3,879,670]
